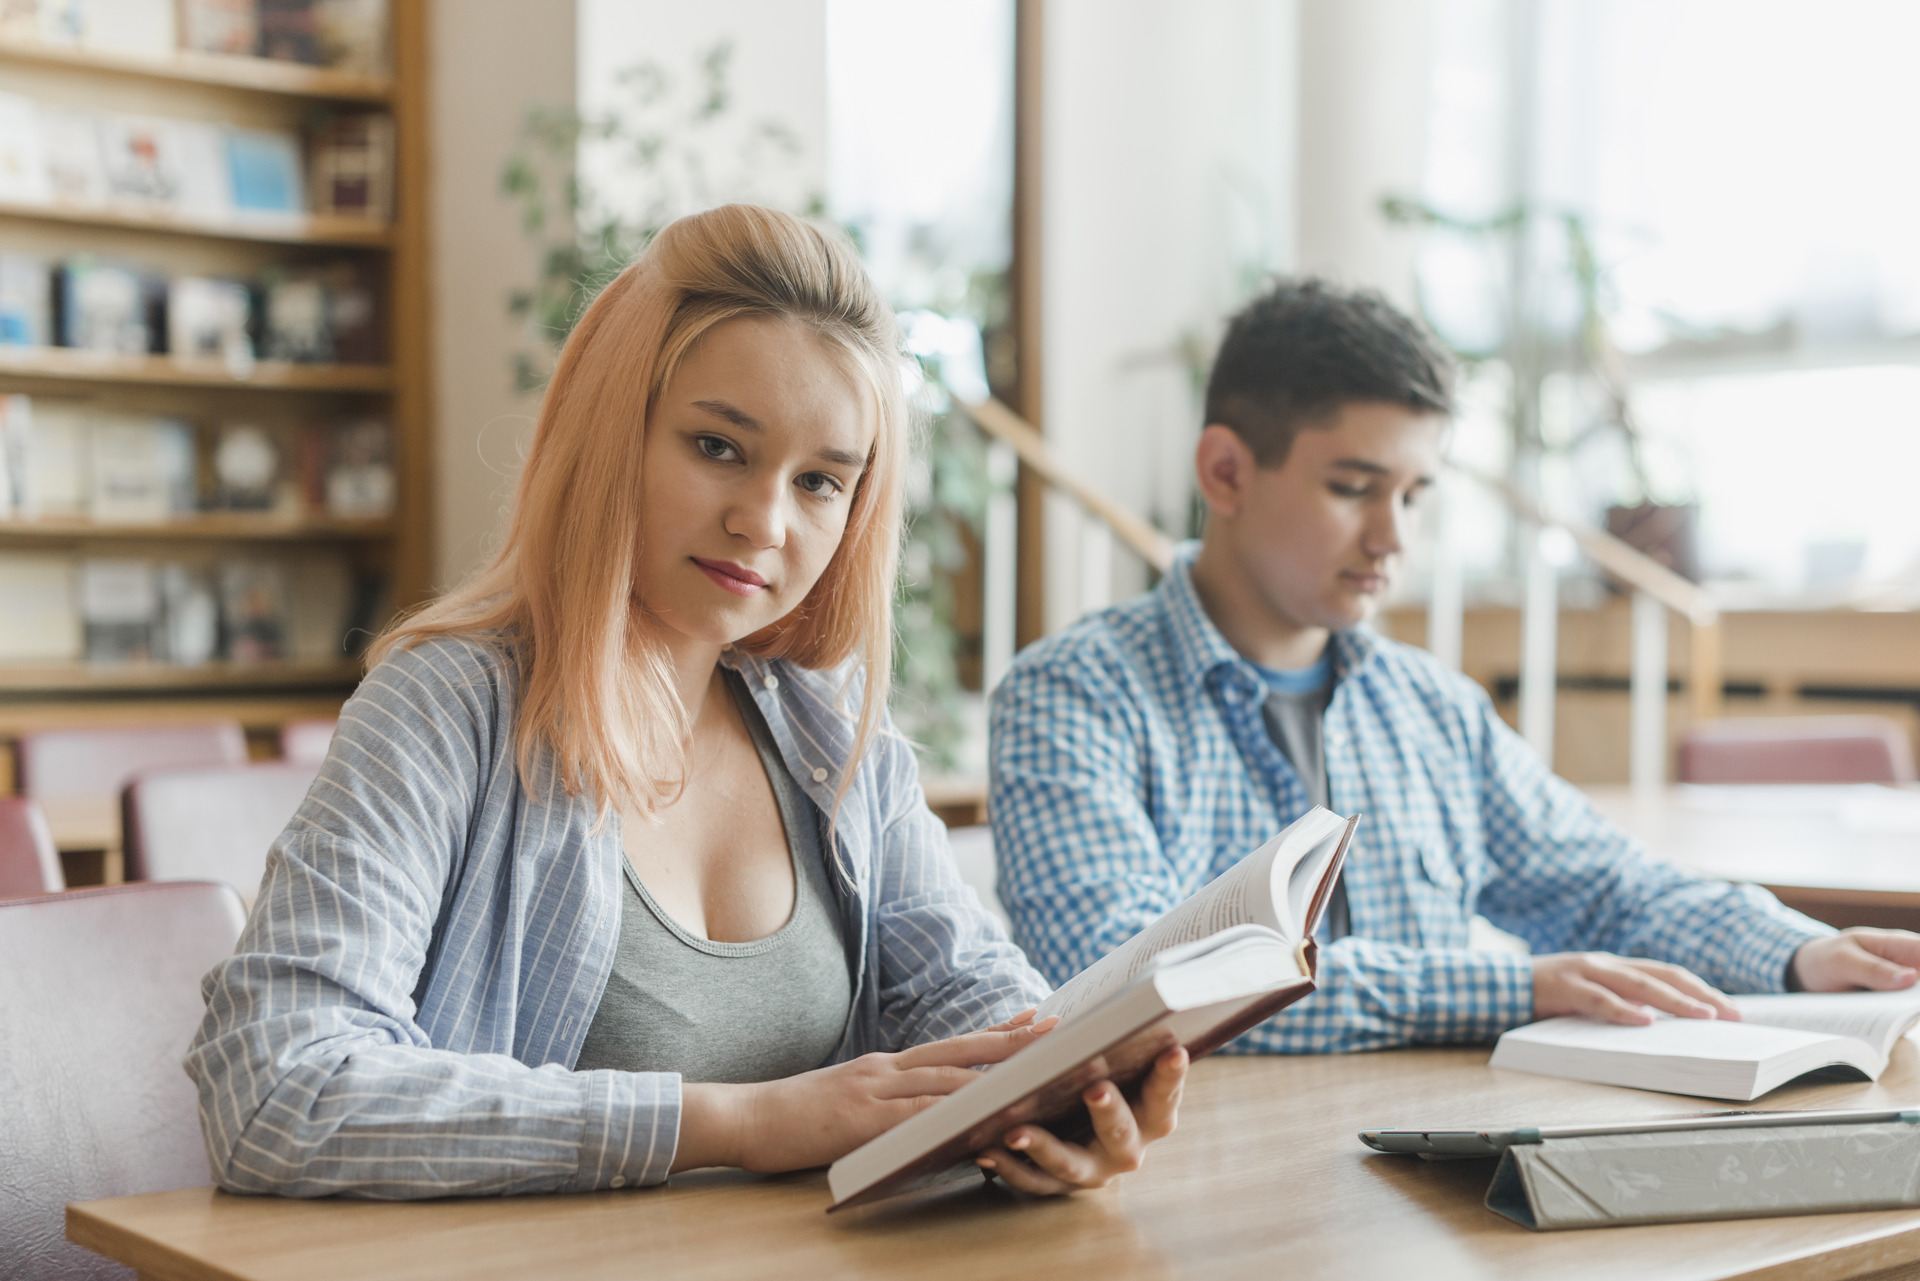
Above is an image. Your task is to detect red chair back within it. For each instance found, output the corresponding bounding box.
[0,797,63,897]
[123,763,320,899]
[1678,715,1918,785]
[17,723,248,803]
[279,717,338,766]
[0,882,245,1281]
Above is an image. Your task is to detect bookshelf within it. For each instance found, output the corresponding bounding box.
[0,2,432,790]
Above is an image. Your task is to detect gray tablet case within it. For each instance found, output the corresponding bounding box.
[1487,1120,1920,1230]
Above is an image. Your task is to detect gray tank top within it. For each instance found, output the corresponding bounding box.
[573,671,853,1083]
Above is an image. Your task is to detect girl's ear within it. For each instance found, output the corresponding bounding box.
[1194,424,1255,520]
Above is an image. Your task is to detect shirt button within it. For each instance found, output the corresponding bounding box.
[609,1176,627,1189]
[763,674,779,690]
[811,767,829,783]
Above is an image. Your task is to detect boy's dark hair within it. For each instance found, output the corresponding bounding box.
[1204,278,1454,465]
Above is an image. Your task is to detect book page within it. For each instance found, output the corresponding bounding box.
[1036,808,1345,1025]
[1733,991,1920,1057]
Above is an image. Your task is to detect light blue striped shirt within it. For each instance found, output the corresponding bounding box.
[990,542,1831,1054]
[186,634,1049,1199]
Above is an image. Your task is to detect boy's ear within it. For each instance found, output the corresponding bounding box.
[1194,424,1256,519]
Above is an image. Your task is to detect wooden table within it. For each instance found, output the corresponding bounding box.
[68,1046,1920,1281]
[1585,784,1920,932]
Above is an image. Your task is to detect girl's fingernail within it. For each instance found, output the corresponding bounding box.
[978,1156,996,1170]
[1090,1086,1112,1104]
[1008,1133,1031,1151]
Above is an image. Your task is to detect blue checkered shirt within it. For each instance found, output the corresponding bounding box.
[989,543,1831,1054]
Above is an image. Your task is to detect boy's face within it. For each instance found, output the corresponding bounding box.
[1206,401,1447,637]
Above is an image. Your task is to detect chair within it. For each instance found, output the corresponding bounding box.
[123,763,320,900]
[279,717,338,766]
[1678,715,1918,785]
[16,723,249,803]
[0,881,246,1281]
[945,824,1013,934]
[0,797,64,897]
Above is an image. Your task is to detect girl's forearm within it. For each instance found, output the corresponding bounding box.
[671,1081,752,1172]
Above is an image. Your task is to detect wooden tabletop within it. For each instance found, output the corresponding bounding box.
[68,1044,1920,1281]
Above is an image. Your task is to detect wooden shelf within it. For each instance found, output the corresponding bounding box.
[0,660,363,695]
[0,37,391,101]
[0,197,392,248]
[0,515,394,543]
[0,347,393,392]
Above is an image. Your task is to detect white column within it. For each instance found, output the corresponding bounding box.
[981,440,1018,693]
[1629,588,1669,792]
[1519,526,1558,763]
[1426,477,1463,671]
[1078,517,1113,618]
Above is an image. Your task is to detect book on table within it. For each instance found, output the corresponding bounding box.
[1490,990,1920,1102]
[826,805,1360,1210]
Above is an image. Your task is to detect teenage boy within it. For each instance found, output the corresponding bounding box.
[989,278,1920,1054]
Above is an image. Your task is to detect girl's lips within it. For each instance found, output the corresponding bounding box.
[1344,571,1388,594]
[692,557,768,597]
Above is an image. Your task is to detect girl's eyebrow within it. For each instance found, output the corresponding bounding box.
[693,398,867,470]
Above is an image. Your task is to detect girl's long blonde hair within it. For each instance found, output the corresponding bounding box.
[373,204,908,820]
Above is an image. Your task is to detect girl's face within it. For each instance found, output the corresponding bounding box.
[633,315,877,650]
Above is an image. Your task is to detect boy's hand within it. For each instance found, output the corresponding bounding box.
[1531,952,1740,1025]
[1792,929,1920,992]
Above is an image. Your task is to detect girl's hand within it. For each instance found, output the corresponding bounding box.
[973,1044,1188,1196]
[673,1011,1057,1174]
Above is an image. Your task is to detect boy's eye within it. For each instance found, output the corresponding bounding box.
[696,435,739,462]
[1328,482,1368,498]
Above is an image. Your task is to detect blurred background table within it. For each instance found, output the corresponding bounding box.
[1585,784,1920,932]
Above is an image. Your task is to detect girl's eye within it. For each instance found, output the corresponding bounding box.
[696,435,739,462]
[798,472,845,499]
[1328,482,1368,499]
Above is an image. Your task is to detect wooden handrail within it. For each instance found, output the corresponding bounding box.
[957,397,1177,574]
[955,392,1724,726]
[1452,464,1724,723]
[1451,465,1717,626]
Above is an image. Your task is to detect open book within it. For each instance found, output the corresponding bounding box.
[1489,991,1920,1101]
[826,806,1358,1210]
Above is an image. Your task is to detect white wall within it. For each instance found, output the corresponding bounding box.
[428,0,576,589]
[1039,0,1297,632]
[1294,0,1435,310]
[576,0,828,223]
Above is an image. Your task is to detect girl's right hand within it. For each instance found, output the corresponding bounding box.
[672,1010,1057,1174]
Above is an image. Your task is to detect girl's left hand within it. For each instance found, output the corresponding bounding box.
[973,1044,1188,1195]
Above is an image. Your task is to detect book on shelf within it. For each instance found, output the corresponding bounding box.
[168,276,254,363]
[4,0,175,55]
[0,92,50,205]
[178,0,258,56]
[219,557,289,662]
[78,556,159,662]
[0,254,51,346]
[17,397,88,517]
[158,562,218,665]
[0,551,81,662]
[1489,990,1920,1102]
[212,422,280,510]
[322,417,392,516]
[285,549,351,658]
[38,105,106,205]
[0,393,21,517]
[826,806,1359,1211]
[258,267,328,361]
[55,256,161,354]
[319,259,380,362]
[225,127,305,215]
[307,110,393,222]
[98,115,229,216]
[87,414,195,522]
